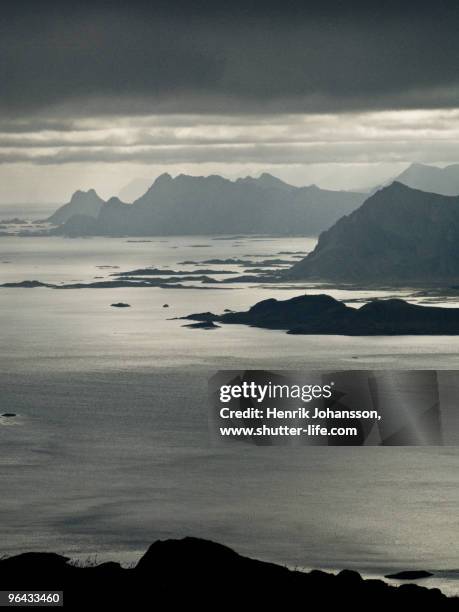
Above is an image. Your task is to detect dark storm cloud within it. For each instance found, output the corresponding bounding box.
[2,0,459,117]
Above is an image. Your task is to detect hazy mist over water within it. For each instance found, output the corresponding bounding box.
[0,235,458,595]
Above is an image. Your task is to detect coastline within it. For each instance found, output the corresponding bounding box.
[0,537,457,609]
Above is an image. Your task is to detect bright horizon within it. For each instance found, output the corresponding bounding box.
[2,108,459,205]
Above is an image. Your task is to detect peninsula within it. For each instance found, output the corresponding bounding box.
[182,293,459,335]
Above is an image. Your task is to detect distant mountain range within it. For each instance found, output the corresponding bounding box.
[114,162,459,203]
[394,163,459,196]
[48,173,366,236]
[288,182,459,283]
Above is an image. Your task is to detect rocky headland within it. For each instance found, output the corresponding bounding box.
[287,183,459,284]
[182,293,459,335]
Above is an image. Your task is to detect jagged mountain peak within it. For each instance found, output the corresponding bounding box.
[70,188,100,200]
[153,172,173,184]
[50,171,366,236]
[288,182,459,283]
[47,189,105,224]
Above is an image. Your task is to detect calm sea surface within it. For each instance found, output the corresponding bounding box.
[0,232,457,596]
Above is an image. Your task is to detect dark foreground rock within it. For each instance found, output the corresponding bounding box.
[182,293,459,335]
[0,538,455,610]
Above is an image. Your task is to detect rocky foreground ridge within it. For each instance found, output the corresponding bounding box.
[0,537,455,609]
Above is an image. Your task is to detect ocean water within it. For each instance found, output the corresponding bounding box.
[0,234,458,596]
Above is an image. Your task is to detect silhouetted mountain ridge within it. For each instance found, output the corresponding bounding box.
[395,163,459,196]
[0,537,455,609]
[50,173,366,236]
[287,182,459,283]
[47,189,104,224]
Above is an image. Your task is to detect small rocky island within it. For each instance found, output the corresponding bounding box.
[181,294,459,335]
[183,320,221,330]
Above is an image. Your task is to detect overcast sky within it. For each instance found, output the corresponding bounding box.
[2,0,459,204]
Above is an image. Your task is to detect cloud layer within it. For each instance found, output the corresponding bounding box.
[2,1,459,203]
[1,110,459,166]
